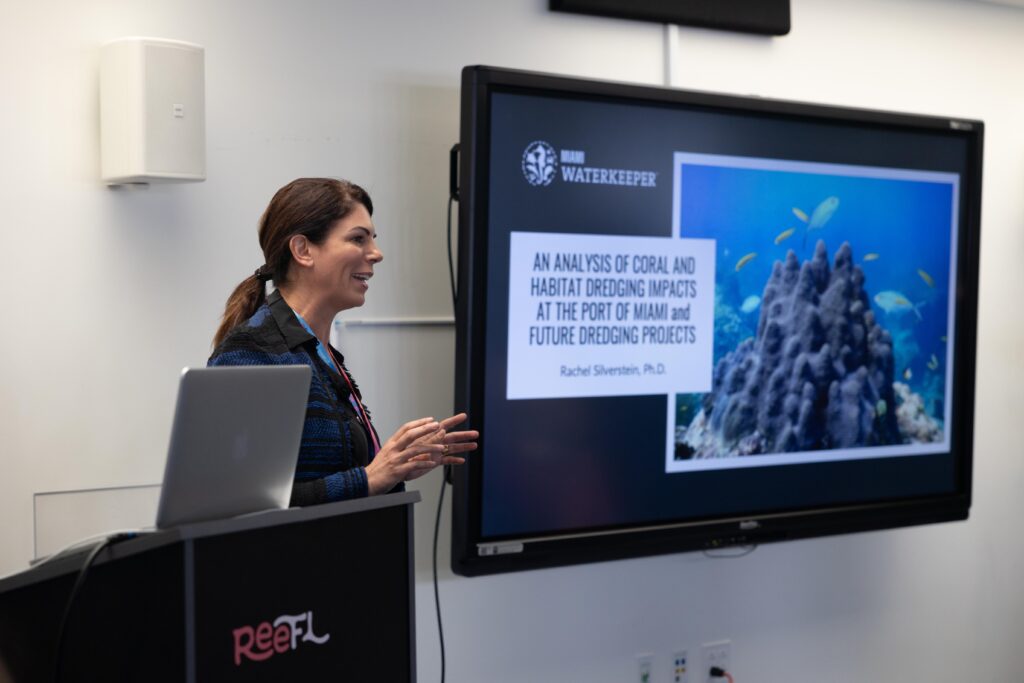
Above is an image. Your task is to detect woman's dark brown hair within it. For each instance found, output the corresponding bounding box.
[212,177,373,348]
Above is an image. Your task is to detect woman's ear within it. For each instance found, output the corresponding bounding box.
[288,234,315,268]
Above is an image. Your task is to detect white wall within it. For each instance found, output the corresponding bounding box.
[1,0,1022,681]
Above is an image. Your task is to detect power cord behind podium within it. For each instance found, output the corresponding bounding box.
[432,143,460,683]
[52,532,136,683]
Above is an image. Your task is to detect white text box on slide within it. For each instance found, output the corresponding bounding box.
[507,231,716,400]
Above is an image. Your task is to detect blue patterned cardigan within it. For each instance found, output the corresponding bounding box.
[208,289,391,505]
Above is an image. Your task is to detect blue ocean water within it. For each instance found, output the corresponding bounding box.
[677,162,954,421]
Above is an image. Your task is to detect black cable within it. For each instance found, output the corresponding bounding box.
[433,467,447,683]
[433,174,459,683]
[52,535,123,683]
[446,194,457,305]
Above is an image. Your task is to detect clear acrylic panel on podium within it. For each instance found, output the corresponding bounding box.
[32,484,161,560]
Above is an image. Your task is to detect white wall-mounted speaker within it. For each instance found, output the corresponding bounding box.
[100,37,206,185]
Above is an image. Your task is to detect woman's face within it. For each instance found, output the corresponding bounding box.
[308,203,383,312]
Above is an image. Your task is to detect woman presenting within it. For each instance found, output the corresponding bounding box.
[209,177,476,505]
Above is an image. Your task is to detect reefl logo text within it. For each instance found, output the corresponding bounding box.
[232,610,330,666]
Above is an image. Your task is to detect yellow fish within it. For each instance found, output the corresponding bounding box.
[863,253,880,261]
[927,354,939,370]
[903,367,913,381]
[918,269,935,288]
[793,207,809,222]
[735,252,757,272]
[774,228,795,245]
[941,336,947,342]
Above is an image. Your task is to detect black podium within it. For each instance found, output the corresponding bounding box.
[0,491,420,683]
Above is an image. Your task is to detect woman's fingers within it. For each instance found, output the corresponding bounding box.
[396,416,437,437]
[443,429,479,444]
[378,413,475,486]
[394,421,442,451]
[430,440,476,456]
[403,454,466,471]
[381,417,436,450]
[408,450,469,464]
[438,412,468,431]
[392,435,447,466]
[434,430,478,455]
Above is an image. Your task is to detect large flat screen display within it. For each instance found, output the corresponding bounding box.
[452,66,981,576]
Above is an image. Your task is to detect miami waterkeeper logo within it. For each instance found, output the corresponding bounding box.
[522,140,558,186]
[520,141,657,189]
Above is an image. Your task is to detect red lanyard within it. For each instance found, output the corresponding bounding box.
[328,349,381,456]
[290,309,381,456]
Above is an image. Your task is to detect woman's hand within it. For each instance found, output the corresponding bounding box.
[365,417,448,495]
[402,412,478,483]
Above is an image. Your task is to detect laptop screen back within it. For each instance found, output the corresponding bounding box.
[156,365,311,529]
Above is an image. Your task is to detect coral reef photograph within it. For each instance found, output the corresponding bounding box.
[672,156,954,461]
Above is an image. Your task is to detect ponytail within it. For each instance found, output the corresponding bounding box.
[212,273,268,349]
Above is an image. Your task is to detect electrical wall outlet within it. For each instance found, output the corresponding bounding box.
[637,653,654,683]
[671,649,690,683]
[701,640,731,682]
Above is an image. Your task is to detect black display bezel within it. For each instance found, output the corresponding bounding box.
[452,65,981,577]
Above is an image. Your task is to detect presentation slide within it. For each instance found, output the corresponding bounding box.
[478,90,964,538]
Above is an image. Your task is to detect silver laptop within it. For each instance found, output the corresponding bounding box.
[155,365,311,529]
